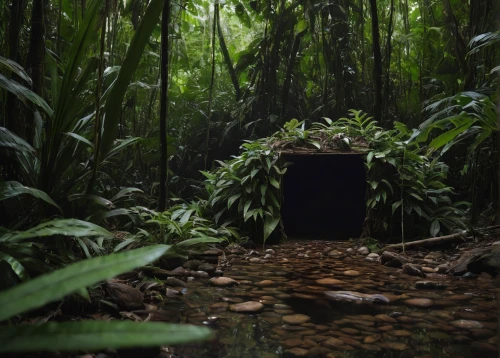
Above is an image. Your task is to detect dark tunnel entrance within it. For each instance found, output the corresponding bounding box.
[281,153,366,239]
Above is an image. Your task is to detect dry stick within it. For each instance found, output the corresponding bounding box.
[383,225,500,251]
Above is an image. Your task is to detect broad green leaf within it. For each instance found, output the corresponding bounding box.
[1,219,113,243]
[430,219,440,237]
[228,193,241,209]
[263,216,280,241]
[0,181,62,213]
[0,74,53,117]
[0,245,170,321]
[269,177,280,189]
[0,321,212,352]
[429,121,473,149]
[101,0,164,158]
[176,236,222,247]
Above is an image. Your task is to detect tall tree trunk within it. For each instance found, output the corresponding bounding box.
[87,1,109,194]
[281,30,306,115]
[158,0,170,211]
[6,0,25,138]
[369,0,383,122]
[27,0,46,144]
[216,6,241,101]
[204,2,217,170]
[382,0,395,119]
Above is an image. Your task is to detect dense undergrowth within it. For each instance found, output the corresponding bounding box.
[0,0,499,354]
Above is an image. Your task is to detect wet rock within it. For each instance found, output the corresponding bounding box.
[357,247,370,255]
[264,254,272,259]
[375,314,397,323]
[284,347,308,357]
[360,344,381,352]
[415,281,446,290]
[327,250,342,257]
[391,330,412,337]
[380,251,408,268]
[265,249,275,254]
[346,248,355,255]
[209,302,229,312]
[307,346,331,357]
[249,257,261,263]
[169,266,189,276]
[449,319,484,329]
[229,301,264,313]
[377,342,410,351]
[403,263,426,277]
[106,282,143,310]
[209,277,238,287]
[343,270,361,277]
[282,314,311,325]
[166,288,180,297]
[322,337,344,348]
[422,267,435,273]
[282,338,303,348]
[434,264,449,273]
[183,260,201,270]
[365,253,380,262]
[364,335,381,343]
[194,271,209,279]
[404,298,434,308]
[324,291,390,303]
[256,280,276,287]
[165,277,187,287]
[198,262,215,273]
[315,278,345,287]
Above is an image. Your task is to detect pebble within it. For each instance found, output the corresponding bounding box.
[322,337,343,348]
[343,270,361,277]
[404,298,434,308]
[282,314,311,325]
[229,301,264,313]
[449,319,484,329]
[315,278,345,286]
[208,277,238,287]
[357,246,370,255]
[285,347,308,357]
[375,314,397,323]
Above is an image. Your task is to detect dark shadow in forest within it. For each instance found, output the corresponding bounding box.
[281,153,366,239]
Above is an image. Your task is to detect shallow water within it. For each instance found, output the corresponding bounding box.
[169,240,499,357]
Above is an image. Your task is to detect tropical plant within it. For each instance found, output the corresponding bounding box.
[0,244,212,353]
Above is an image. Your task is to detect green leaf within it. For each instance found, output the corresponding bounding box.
[269,177,280,189]
[0,74,53,117]
[0,321,212,352]
[263,216,280,241]
[1,219,113,243]
[0,245,170,322]
[100,0,165,158]
[0,181,62,213]
[430,219,440,237]
[175,236,222,247]
[227,194,241,209]
[429,121,473,150]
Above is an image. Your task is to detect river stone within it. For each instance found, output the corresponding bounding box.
[229,301,264,313]
[415,281,446,289]
[391,330,412,337]
[404,298,434,308]
[375,314,397,323]
[378,342,410,351]
[316,278,345,286]
[343,270,361,277]
[285,347,308,357]
[403,263,426,277]
[449,319,484,329]
[282,314,311,325]
[364,335,381,343]
[361,344,381,352]
[357,246,370,255]
[209,277,238,287]
[282,338,303,348]
[198,262,215,273]
[323,337,344,348]
[346,248,355,255]
[183,260,201,270]
[380,251,407,268]
[255,280,276,287]
[325,291,390,303]
[106,282,143,310]
[365,253,380,262]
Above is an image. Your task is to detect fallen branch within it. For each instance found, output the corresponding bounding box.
[381,225,500,251]
[383,230,469,251]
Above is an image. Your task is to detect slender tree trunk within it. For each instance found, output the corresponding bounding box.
[87,0,109,194]
[158,0,170,211]
[216,5,241,101]
[369,0,383,122]
[204,2,217,170]
[281,30,306,115]
[27,0,46,144]
[496,101,500,225]
[6,0,25,138]
[382,0,395,119]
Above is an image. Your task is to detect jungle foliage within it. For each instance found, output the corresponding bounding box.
[0,0,499,353]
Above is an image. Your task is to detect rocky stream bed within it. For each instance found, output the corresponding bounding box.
[45,239,500,358]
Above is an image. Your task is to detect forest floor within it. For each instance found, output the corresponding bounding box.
[18,235,500,358]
